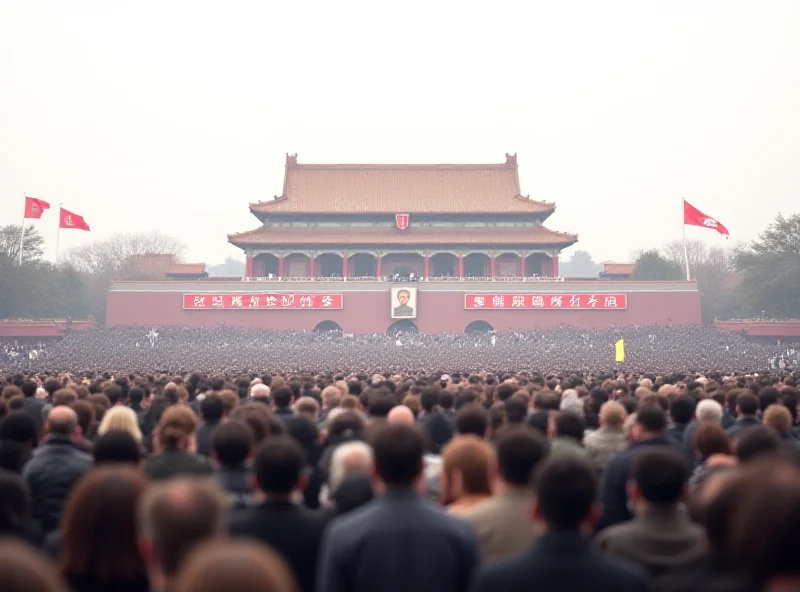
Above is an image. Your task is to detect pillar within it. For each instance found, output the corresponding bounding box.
[424,254,430,279]
[490,255,496,279]
[552,254,559,278]
[457,254,464,278]
[245,255,253,278]
[519,254,525,278]
[278,255,284,278]
[376,253,382,278]
[309,255,315,278]
[342,254,348,279]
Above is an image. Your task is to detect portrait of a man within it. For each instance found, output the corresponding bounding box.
[391,287,417,319]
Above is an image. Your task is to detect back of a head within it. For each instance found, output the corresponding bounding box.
[763,404,792,436]
[441,435,495,499]
[599,401,626,429]
[103,384,123,406]
[272,387,293,409]
[635,404,667,434]
[59,467,148,585]
[372,423,424,488]
[535,456,597,530]
[693,422,733,460]
[211,421,253,466]
[254,436,305,495]
[93,430,142,465]
[46,406,78,438]
[229,404,278,445]
[555,410,585,442]
[284,415,318,454]
[420,387,440,413]
[175,539,295,592]
[156,405,197,451]
[21,380,38,399]
[669,396,696,425]
[139,478,229,579]
[496,426,549,487]
[0,411,38,446]
[0,539,64,592]
[98,405,142,443]
[505,398,528,425]
[735,426,782,463]
[0,469,31,533]
[456,406,489,438]
[737,393,759,416]
[200,394,225,423]
[632,448,689,505]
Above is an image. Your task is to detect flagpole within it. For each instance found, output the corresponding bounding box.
[19,194,27,265]
[55,203,62,263]
[682,199,690,281]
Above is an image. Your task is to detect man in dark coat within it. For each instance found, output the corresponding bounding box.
[474,456,649,592]
[229,436,329,592]
[196,394,224,457]
[22,406,93,534]
[726,393,761,439]
[316,423,479,592]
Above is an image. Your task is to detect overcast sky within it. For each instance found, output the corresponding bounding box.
[2,0,798,265]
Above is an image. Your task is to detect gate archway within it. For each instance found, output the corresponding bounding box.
[314,320,343,333]
[465,320,494,333]
[387,320,419,334]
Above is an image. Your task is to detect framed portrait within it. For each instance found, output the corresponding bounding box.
[390,286,417,319]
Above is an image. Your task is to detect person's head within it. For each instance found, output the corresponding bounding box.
[533,456,598,532]
[59,467,148,586]
[103,384,123,406]
[0,469,32,536]
[249,383,270,403]
[763,404,793,437]
[52,388,77,408]
[20,380,38,399]
[694,422,733,461]
[154,405,198,453]
[272,387,293,410]
[736,393,759,417]
[329,441,374,493]
[200,394,225,423]
[553,410,585,443]
[505,398,528,424]
[0,411,38,448]
[98,405,142,443]
[440,435,495,505]
[598,400,627,429]
[628,449,689,511]
[631,404,667,440]
[211,421,253,467]
[138,479,229,587]
[174,540,296,592]
[229,404,280,445]
[45,405,80,440]
[455,406,489,438]
[735,426,783,463]
[253,436,306,497]
[495,426,548,487]
[93,430,142,465]
[387,405,415,425]
[371,423,425,489]
[293,396,320,422]
[669,396,695,425]
[0,539,65,592]
[695,399,723,423]
[397,289,410,305]
[320,385,340,410]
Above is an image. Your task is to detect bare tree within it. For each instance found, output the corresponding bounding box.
[662,240,708,277]
[0,224,45,265]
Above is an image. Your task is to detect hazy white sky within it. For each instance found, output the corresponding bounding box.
[2,0,798,265]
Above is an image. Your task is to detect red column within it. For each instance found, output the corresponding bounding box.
[519,255,525,278]
[245,255,253,278]
[424,255,430,279]
[376,254,382,278]
[309,255,315,278]
[490,255,496,279]
[457,254,464,278]
[552,255,559,278]
[541,255,548,277]
[278,255,284,278]
[342,254,348,279]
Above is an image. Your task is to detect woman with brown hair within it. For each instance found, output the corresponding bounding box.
[58,467,150,592]
[144,405,212,481]
[0,539,64,592]
[175,539,296,592]
[690,422,736,491]
[440,435,495,514]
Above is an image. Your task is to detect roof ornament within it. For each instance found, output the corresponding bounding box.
[286,153,298,166]
[505,153,517,165]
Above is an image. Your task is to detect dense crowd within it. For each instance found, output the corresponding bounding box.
[1,366,800,591]
[1,325,796,375]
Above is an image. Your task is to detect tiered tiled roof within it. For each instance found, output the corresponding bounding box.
[228,226,577,247]
[603,263,635,276]
[249,153,555,215]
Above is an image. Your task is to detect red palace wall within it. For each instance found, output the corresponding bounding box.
[107,281,702,333]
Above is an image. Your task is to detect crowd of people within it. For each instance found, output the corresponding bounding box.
[1,324,795,375]
[0,364,800,591]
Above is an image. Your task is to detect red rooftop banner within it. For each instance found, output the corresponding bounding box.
[24,196,51,219]
[683,200,729,237]
[183,293,343,310]
[465,293,627,310]
[59,207,91,231]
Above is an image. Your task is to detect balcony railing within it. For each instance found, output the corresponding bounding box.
[242,276,566,282]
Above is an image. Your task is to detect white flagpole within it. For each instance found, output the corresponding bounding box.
[55,203,62,263]
[18,194,27,265]
[682,199,690,281]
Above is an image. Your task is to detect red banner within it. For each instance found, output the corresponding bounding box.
[464,293,627,310]
[183,293,343,310]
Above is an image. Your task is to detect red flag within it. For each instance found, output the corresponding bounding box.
[24,196,51,219]
[59,207,91,231]
[683,200,729,237]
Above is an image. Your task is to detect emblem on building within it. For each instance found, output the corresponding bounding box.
[395,214,409,230]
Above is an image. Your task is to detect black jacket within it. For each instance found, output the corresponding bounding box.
[229,501,329,592]
[474,531,649,592]
[143,450,213,481]
[726,416,761,439]
[213,464,256,510]
[196,420,220,457]
[22,436,93,534]
[22,397,47,432]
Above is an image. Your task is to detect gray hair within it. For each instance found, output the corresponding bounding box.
[329,441,373,493]
[696,399,723,423]
[250,383,270,398]
[560,390,584,416]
